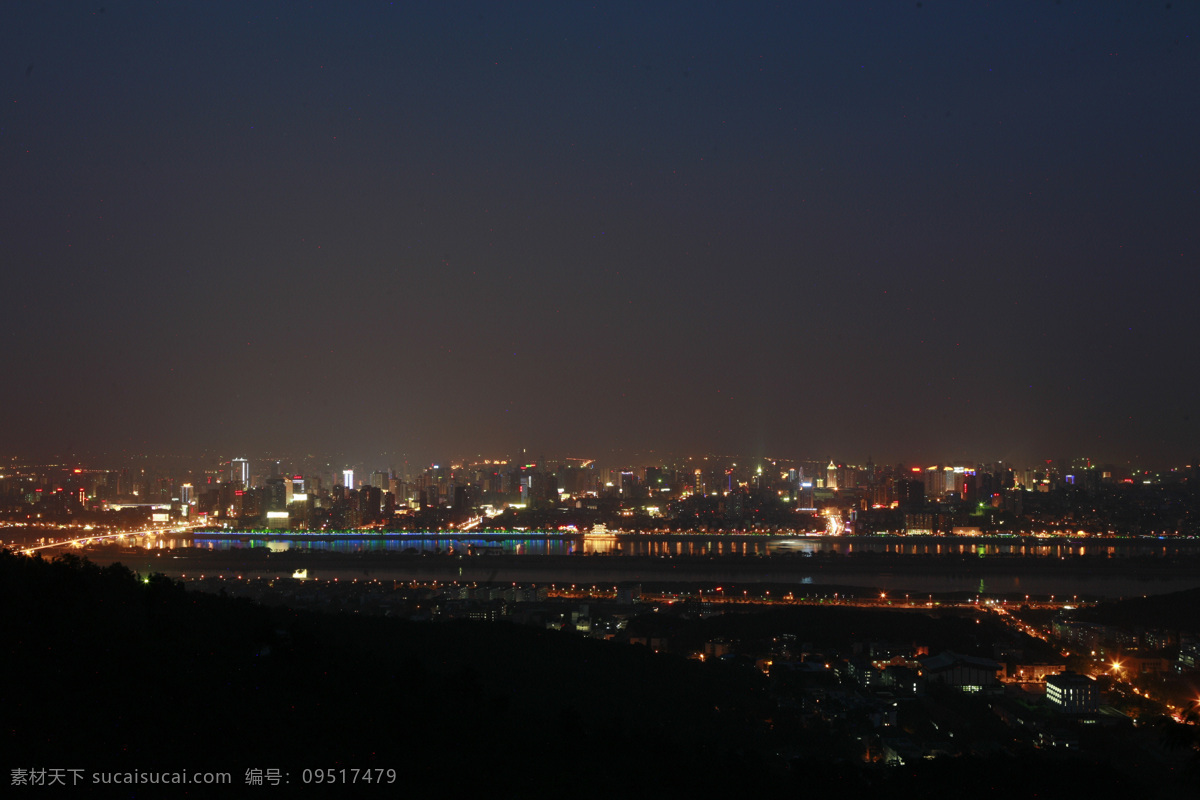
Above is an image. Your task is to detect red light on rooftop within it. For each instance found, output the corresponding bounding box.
[73,468,82,474]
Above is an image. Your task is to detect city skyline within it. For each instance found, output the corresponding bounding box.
[3,3,1197,468]
[5,446,1192,498]
[3,445,1195,480]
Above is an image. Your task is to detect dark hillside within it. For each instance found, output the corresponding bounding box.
[0,552,772,795]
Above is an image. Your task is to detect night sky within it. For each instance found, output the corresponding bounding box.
[3,1,1197,470]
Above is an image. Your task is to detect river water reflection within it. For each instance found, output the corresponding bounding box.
[85,533,1200,598]
[167,532,1200,559]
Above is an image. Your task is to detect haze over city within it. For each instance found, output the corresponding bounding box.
[3,2,1197,468]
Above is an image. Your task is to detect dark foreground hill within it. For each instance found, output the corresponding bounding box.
[1,551,781,796]
[2,551,1191,798]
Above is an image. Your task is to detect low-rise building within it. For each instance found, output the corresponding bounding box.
[918,651,1002,691]
[1009,663,1064,683]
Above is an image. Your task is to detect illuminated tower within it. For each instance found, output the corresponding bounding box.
[342,469,355,489]
[231,458,250,486]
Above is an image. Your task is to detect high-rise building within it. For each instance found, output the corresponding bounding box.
[264,478,288,512]
[180,483,193,505]
[644,467,663,492]
[289,475,308,505]
[361,485,382,521]
[342,469,355,489]
[231,458,250,486]
[896,477,925,510]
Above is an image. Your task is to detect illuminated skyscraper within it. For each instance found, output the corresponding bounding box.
[231,458,250,486]
[342,469,355,489]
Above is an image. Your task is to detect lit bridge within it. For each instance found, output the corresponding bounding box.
[13,522,206,555]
